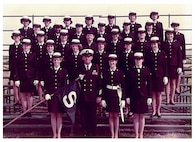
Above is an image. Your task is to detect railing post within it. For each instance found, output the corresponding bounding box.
[168,14,171,27]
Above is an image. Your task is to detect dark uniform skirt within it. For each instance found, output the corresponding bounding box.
[48,95,65,113]
[168,66,178,79]
[131,96,148,114]
[20,78,35,93]
[105,89,120,113]
[151,76,164,92]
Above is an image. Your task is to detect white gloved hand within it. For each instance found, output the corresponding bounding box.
[33,80,39,86]
[79,74,85,80]
[120,100,125,108]
[99,89,102,96]
[183,59,186,64]
[45,94,51,101]
[126,98,130,105]
[163,77,168,85]
[147,98,152,106]
[15,80,20,87]
[40,81,44,86]
[177,68,182,74]
[101,100,107,108]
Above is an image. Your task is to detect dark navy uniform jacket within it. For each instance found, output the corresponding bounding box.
[78,63,102,102]
[41,26,54,40]
[162,40,183,68]
[127,66,151,98]
[83,26,98,38]
[9,43,23,80]
[15,51,38,80]
[145,49,168,78]
[65,52,83,82]
[70,32,86,46]
[107,40,124,56]
[152,22,163,41]
[18,27,34,39]
[130,22,142,40]
[44,66,68,94]
[102,69,126,100]
[93,51,109,75]
[133,40,151,56]
[121,30,135,42]
[105,24,120,35]
[174,32,186,60]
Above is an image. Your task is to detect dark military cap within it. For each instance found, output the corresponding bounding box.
[146,19,154,26]
[129,12,137,16]
[75,22,83,27]
[53,23,63,29]
[98,21,106,27]
[108,14,115,19]
[33,23,41,28]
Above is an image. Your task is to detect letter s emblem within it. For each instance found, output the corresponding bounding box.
[63,91,77,108]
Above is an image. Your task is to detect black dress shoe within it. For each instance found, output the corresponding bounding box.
[150,114,156,118]
[170,101,175,105]
[175,91,180,95]
[156,113,161,118]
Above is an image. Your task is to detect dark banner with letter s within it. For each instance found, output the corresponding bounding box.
[56,81,80,124]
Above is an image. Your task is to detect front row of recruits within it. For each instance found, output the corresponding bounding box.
[9,30,183,138]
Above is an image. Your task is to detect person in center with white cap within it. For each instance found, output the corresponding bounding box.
[41,16,53,40]
[162,28,182,105]
[63,15,75,34]
[78,48,102,137]
[83,15,97,37]
[121,20,135,42]
[145,36,168,117]
[96,21,110,42]
[50,23,63,45]
[14,38,38,117]
[145,19,159,42]
[127,52,152,138]
[101,53,125,138]
[149,11,163,41]
[133,27,151,57]
[171,21,186,95]
[9,31,23,107]
[107,28,124,56]
[44,52,69,138]
[105,14,120,35]
[18,16,34,39]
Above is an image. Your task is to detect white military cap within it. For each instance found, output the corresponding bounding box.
[37,31,45,36]
[108,54,118,60]
[134,52,144,59]
[111,28,120,34]
[20,16,31,23]
[98,21,106,26]
[146,19,154,24]
[138,27,146,33]
[150,36,159,41]
[80,48,94,56]
[75,22,83,27]
[46,39,55,45]
[97,37,106,42]
[22,38,31,44]
[12,30,21,36]
[171,21,180,26]
[54,22,63,28]
[123,20,130,25]
[43,16,51,21]
[64,15,71,20]
[71,39,80,44]
[108,14,115,18]
[33,23,41,28]
[60,29,69,35]
[124,37,133,43]
[85,15,93,18]
[52,52,62,58]
[165,27,174,33]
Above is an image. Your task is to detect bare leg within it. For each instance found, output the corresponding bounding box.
[13,81,20,103]
[170,79,176,103]
[151,92,156,115]
[27,93,33,109]
[175,72,182,93]
[165,79,171,104]
[156,92,162,115]
[114,112,119,138]
[109,113,114,138]
[51,113,57,138]
[133,113,139,138]
[38,83,44,101]
[56,113,62,138]
[138,114,145,138]
[20,92,27,112]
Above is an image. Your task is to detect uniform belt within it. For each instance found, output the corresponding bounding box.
[106,85,118,90]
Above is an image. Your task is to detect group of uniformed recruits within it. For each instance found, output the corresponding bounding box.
[8,10,186,138]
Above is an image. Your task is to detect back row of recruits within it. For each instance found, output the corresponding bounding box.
[8,11,186,138]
